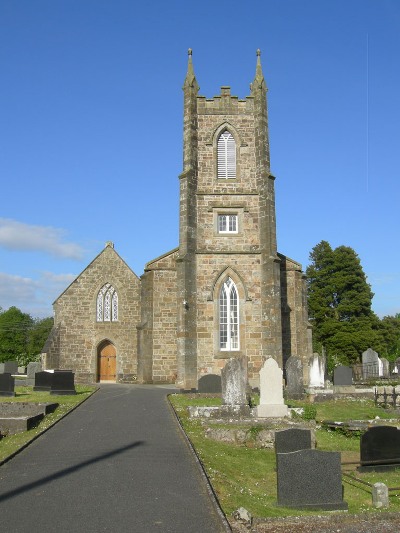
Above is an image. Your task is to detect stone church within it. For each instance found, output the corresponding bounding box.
[43,50,312,389]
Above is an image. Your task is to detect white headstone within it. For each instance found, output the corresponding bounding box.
[256,358,288,418]
[308,353,325,388]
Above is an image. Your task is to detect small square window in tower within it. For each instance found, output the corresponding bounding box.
[218,214,238,233]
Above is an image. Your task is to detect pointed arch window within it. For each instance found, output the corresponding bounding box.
[219,277,239,350]
[217,130,236,179]
[97,283,118,322]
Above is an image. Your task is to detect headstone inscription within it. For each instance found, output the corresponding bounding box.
[333,365,353,386]
[197,374,222,393]
[256,358,288,418]
[0,373,16,397]
[359,426,400,472]
[276,449,348,510]
[362,348,380,379]
[33,371,53,392]
[221,357,247,406]
[285,356,304,399]
[275,428,312,454]
[50,371,76,395]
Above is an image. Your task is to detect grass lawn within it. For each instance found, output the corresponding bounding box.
[169,394,400,519]
[0,385,97,462]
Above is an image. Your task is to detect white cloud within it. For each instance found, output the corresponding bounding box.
[0,218,84,260]
[0,271,76,317]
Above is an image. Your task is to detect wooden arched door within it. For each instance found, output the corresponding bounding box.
[97,341,117,382]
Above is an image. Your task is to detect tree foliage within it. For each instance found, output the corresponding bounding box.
[306,241,381,368]
[0,307,54,365]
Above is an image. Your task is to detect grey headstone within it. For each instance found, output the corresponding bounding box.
[362,348,380,379]
[380,358,390,378]
[27,362,42,379]
[333,365,353,386]
[276,449,348,510]
[275,428,312,454]
[372,483,389,508]
[285,356,304,399]
[3,361,18,374]
[221,357,247,406]
[198,374,222,393]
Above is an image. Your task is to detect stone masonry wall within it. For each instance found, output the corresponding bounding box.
[46,244,141,383]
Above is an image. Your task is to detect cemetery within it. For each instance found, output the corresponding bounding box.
[169,354,400,528]
[0,362,96,462]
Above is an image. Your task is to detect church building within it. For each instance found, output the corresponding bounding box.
[43,50,312,389]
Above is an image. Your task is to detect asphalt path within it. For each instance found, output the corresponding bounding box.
[0,384,229,532]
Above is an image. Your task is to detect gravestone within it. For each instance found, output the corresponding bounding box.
[33,371,53,392]
[380,358,390,379]
[50,371,76,395]
[198,374,222,393]
[362,348,380,379]
[372,483,389,509]
[26,362,43,386]
[3,361,18,375]
[308,353,325,388]
[275,428,312,454]
[359,426,400,472]
[333,365,353,386]
[0,373,15,397]
[285,356,304,399]
[221,357,247,406]
[256,358,288,418]
[276,449,348,510]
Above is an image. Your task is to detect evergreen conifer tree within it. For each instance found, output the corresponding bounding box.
[306,241,378,368]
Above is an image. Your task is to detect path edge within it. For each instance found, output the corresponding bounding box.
[167,394,232,533]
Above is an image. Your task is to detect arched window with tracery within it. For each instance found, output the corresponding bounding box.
[219,277,239,350]
[96,283,118,322]
[217,130,236,179]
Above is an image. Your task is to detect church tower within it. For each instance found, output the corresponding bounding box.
[176,50,287,389]
[44,50,311,387]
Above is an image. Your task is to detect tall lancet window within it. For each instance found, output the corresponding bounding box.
[217,130,236,179]
[97,283,118,322]
[219,277,239,350]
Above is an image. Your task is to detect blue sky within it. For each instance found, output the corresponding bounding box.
[0,0,399,319]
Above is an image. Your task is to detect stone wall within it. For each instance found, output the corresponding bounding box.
[44,244,141,383]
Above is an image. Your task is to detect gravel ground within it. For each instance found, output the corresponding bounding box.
[230,513,400,533]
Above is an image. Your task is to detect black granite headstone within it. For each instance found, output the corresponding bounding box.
[198,374,222,393]
[3,361,18,375]
[359,426,400,472]
[333,365,353,386]
[275,428,312,454]
[0,373,16,397]
[33,371,53,392]
[276,449,348,510]
[50,371,76,395]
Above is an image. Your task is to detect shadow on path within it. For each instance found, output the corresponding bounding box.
[0,440,144,503]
